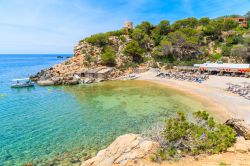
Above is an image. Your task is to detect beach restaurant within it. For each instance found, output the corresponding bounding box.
[175,62,250,76]
[194,63,250,73]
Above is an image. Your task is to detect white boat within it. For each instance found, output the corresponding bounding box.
[11,78,35,88]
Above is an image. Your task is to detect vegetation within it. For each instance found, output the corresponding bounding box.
[210,53,222,61]
[101,46,116,66]
[123,40,144,63]
[85,33,109,46]
[151,111,236,161]
[82,11,250,67]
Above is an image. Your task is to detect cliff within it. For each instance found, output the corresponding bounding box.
[31,36,132,85]
[31,16,250,85]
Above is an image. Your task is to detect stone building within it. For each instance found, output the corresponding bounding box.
[124,21,133,35]
[225,17,247,28]
[82,67,114,80]
[97,68,114,80]
[124,21,133,29]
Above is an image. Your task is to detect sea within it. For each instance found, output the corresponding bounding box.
[0,54,205,165]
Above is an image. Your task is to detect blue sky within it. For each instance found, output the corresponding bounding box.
[0,0,250,54]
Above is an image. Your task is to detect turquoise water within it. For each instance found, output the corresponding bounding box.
[0,55,205,166]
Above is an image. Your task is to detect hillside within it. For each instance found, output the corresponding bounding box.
[77,14,250,67]
[32,12,250,85]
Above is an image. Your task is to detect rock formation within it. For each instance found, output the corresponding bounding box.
[225,119,250,140]
[81,134,159,166]
[81,134,250,166]
[31,36,132,85]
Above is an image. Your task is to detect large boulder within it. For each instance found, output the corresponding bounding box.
[227,137,250,153]
[81,134,159,166]
[225,119,250,140]
[37,80,55,86]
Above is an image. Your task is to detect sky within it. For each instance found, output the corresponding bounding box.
[0,0,250,54]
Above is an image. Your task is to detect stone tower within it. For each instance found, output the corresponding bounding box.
[124,21,133,35]
[124,21,133,29]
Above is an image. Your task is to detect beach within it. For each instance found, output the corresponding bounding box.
[138,70,250,123]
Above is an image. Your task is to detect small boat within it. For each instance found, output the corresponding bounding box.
[57,56,63,59]
[11,78,35,88]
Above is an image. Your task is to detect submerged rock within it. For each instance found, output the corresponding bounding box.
[81,134,159,166]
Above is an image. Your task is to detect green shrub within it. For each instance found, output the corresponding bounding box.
[209,53,222,61]
[158,111,236,160]
[135,21,153,35]
[101,46,116,66]
[226,34,244,46]
[119,36,126,42]
[123,40,144,63]
[85,33,109,46]
[199,17,210,26]
[221,45,231,57]
[123,61,138,69]
[106,29,125,36]
[223,19,238,31]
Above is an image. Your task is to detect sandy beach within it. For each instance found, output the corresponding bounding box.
[138,70,250,123]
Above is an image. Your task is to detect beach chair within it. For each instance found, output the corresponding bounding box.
[244,94,250,100]
[238,88,248,96]
[226,83,234,91]
[231,85,239,93]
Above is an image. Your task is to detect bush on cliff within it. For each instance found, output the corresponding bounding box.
[106,29,125,36]
[85,33,109,46]
[101,46,116,66]
[152,111,236,161]
[123,40,144,63]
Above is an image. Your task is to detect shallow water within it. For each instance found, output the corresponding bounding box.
[0,55,206,165]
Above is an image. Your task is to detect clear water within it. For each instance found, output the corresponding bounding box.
[0,54,205,166]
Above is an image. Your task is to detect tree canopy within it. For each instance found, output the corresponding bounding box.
[123,40,144,63]
[101,46,116,66]
[82,11,250,67]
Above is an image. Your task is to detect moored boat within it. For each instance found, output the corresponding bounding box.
[11,78,35,88]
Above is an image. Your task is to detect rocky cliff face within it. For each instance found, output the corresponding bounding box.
[75,36,131,68]
[31,36,130,85]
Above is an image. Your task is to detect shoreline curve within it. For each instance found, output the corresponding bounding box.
[137,71,250,123]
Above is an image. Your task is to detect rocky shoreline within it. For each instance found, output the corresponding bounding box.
[81,119,250,166]
[30,36,135,86]
[82,134,159,166]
